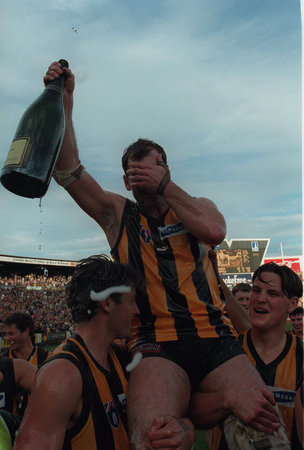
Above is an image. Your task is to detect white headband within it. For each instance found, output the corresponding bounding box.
[126,352,143,372]
[90,285,131,302]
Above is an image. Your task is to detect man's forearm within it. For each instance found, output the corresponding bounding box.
[189,391,229,429]
[56,97,80,171]
[162,181,226,246]
[220,278,251,333]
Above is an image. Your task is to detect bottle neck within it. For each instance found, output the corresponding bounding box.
[46,76,64,94]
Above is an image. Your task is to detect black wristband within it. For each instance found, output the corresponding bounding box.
[156,171,171,195]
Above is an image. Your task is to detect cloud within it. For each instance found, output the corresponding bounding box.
[0,0,301,261]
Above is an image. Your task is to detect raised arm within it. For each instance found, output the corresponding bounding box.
[13,359,82,450]
[126,153,226,245]
[163,190,226,246]
[220,278,251,333]
[43,62,125,246]
[209,249,251,334]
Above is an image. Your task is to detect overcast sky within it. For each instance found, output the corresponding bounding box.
[0,0,302,262]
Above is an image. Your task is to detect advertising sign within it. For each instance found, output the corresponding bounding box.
[221,273,252,285]
[263,256,302,274]
[0,254,76,267]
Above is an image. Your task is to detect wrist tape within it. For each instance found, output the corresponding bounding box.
[53,163,86,188]
[156,161,171,196]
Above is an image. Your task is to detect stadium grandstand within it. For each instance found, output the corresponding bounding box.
[0,244,302,352]
[0,254,77,352]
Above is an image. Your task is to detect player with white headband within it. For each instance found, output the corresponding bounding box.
[15,255,196,450]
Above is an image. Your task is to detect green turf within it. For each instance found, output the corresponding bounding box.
[285,321,293,332]
[192,430,208,449]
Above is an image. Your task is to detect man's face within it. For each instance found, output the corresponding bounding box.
[109,286,139,339]
[249,272,297,331]
[290,314,303,339]
[234,290,250,312]
[4,324,29,351]
[123,149,162,205]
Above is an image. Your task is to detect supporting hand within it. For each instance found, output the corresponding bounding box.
[145,415,195,449]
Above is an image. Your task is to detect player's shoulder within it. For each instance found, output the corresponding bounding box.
[37,356,82,394]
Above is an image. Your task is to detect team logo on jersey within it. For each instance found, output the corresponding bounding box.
[158,222,187,240]
[104,399,120,429]
[140,225,152,243]
[0,392,5,408]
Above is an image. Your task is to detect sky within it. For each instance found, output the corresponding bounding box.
[0,0,302,262]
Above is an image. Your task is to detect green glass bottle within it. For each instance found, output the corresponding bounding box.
[1,59,69,198]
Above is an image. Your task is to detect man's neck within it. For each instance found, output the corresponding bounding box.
[75,321,113,371]
[137,197,168,218]
[250,326,287,364]
[12,342,34,361]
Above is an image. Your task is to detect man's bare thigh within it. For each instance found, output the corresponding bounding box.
[127,356,190,425]
[198,353,265,393]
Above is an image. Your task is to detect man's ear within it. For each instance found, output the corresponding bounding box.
[123,174,132,191]
[288,297,299,314]
[24,327,30,337]
[99,298,113,313]
[156,152,164,163]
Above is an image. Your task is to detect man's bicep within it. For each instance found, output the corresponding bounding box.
[14,359,82,450]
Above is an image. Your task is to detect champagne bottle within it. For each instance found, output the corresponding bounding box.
[1,59,69,198]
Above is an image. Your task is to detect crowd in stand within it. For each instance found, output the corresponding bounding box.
[0,272,302,338]
[0,274,73,334]
[0,273,71,290]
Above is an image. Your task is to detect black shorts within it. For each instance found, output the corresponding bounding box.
[133,336,245,389]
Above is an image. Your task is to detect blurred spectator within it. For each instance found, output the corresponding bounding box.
[3,312,49,416]
[3,312,49,364]
[289,306,304,340]
[231,282,251,312]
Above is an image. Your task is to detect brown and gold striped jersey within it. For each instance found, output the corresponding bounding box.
[111,200,235,348]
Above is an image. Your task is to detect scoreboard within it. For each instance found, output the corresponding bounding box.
[216,239,270,285]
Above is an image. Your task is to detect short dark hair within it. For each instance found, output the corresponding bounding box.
[289,306,304,318]
[252,263,303,300]
[232,283,251,296]
[122,138,167,174]
[66,254,144,322]
[4,312,34,337]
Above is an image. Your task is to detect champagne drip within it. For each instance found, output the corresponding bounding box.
[39,197,43,251]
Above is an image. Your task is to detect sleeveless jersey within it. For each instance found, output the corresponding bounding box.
[45,335,130,450]
[0,358,15,413]
[111,199,235,348]
[210,330,303,449]
[5,345,48,416]
[6,345,48,367]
